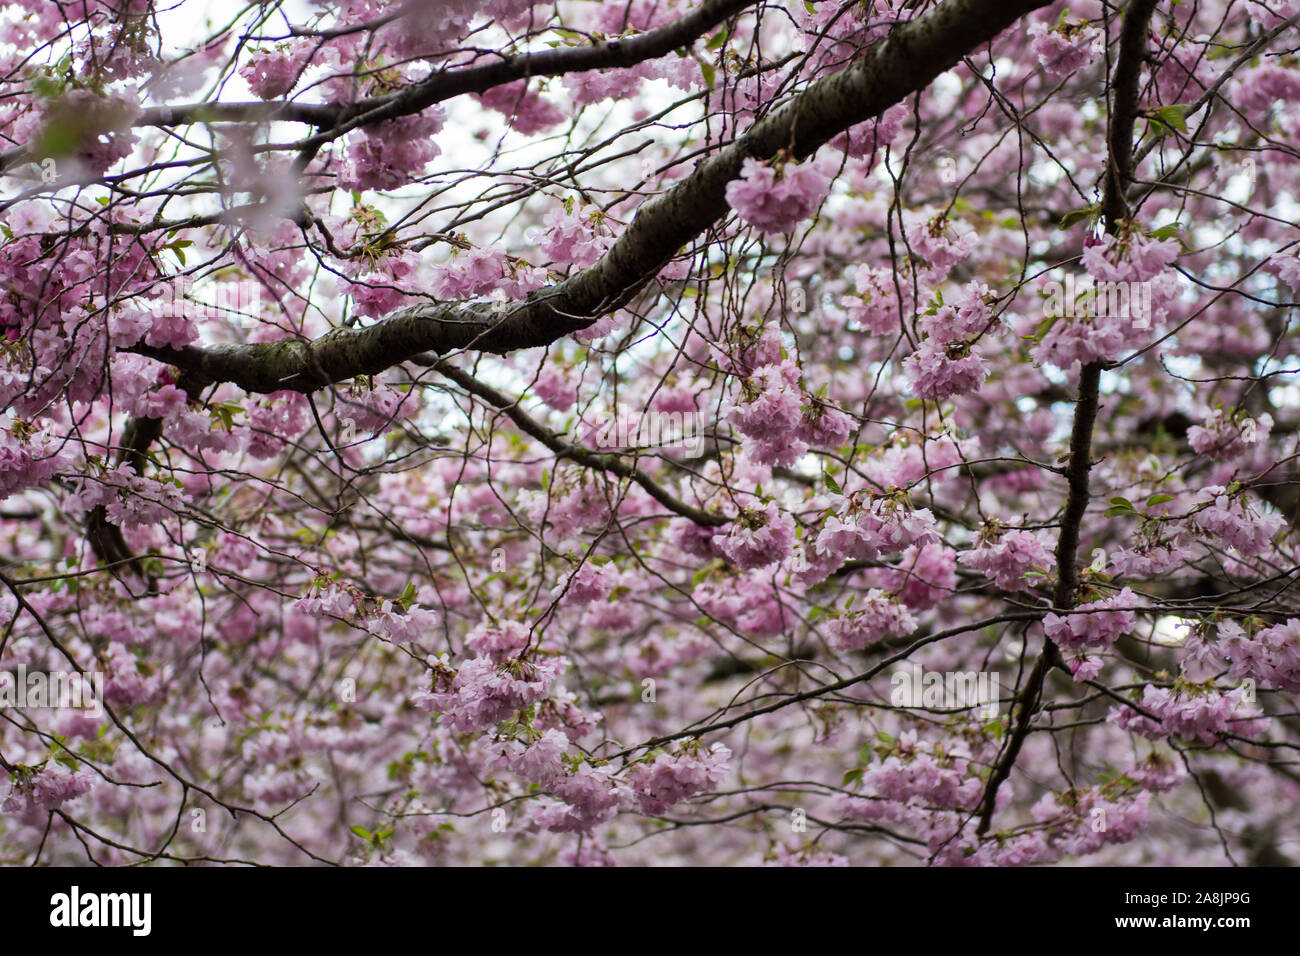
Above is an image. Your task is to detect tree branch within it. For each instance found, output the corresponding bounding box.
[136,0,1055,395]
[975,0,1160,839]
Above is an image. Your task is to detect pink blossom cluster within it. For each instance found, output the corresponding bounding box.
[1029,789,1152,859]
[727,359,854,466]
[1235,63,1300,113]
[814,498,939,571]
[528,765,622,833]
[724,156,832,235]
[476,81,566,135]
[1027,20,1100,76]
[2,763,96,814]
[1110,683,1267,743]
[904,281,995,400]
[1081,233,1181,284]
[958,529,1054,591]
[626,744,731,815]
[1033,233,1181,368]
[845,731,986,813]
[340,108,446,192]
[1188,619,1300,693]
[419,655,564,733]
[246,391,310,460]
[904,212,972,282]
[516,479,610,540]
[564,66,645,107]
[1042,587,1139,652]
[464,620,533,662]
[1187,410,1272,460]
[1107,539,1194,578]
[694,573,795,639]
[903,341,987,402]
[0,424,69,500]
[824,592,918,653]
[102,641,162,707]
[532,364,578,412]
[336,383,409,434]
[830,103,908,161]
[539,206,613,269]
[239,43,309,99]
[840,265,903,333]
[876,543,958,610]
[345,250,420,318]
[1192,488,1285,556]
[1267,251,1300,290]
[490,730,624,833]
[66,465,187,531]
[430,245,544,300]
[718,503,796,571]
[553,562,617,605]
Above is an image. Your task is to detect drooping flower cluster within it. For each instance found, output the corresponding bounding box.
[1192,487,1285,556]
[724,156,832,234]
[903,281,996,400]
[2,763,96,814]
[1186,619,1300,693]
[626,744,731,815]
[1027,18,1101,76]
[824,592,918,653]
[1110,683,1266,743]
[340,109,447,192]
[239,43,309,99]
[1187,410,1272,460]
[1042,587,1139,652]
[958,529,1054,591]
[418,655,565,733]
[0,423,69,500]
[718,503,796,571]
[726,359,854,466]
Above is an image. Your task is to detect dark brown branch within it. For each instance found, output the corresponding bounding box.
[136,0,1056,395]
[0,0,760,175]
[975,0,1160,839]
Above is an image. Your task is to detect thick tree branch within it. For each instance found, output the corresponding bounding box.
[0,0,760,175]
[975,0,1160,839]
[137,0,1055,395]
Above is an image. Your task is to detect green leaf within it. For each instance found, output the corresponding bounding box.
[842,767,864,787]
[1147,222,1184,242]
[1146,493,1174,507]
[1153,104,1190,134]
[824,472,841,495]
[1104,496,1136,518]
[349,825,371,840]
[1060,204,1098,229]
[706,27,729,50]
[700,61,716,90]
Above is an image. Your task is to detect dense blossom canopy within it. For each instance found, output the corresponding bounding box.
[0,0,1298,867]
